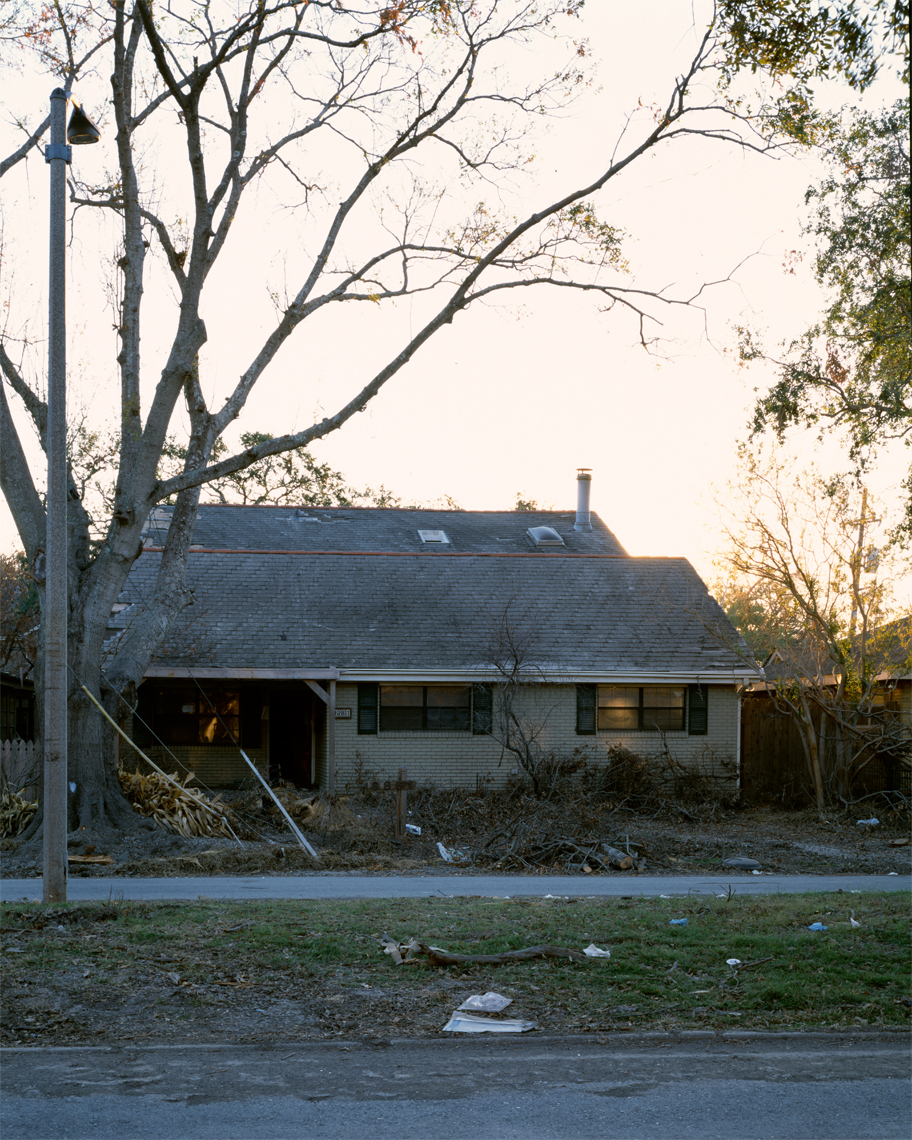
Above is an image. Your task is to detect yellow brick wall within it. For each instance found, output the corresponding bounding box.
[318,682,740,792]
[118,715,268,789]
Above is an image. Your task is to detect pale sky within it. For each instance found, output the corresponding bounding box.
[1,1,907,590]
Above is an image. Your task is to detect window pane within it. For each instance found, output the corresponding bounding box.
[643,686,684,708]
[426,686,471,708]
[381,685,423,707]
[380,707,424,732]
[598,707,639,730]
[642,708,685,732]
[598,686,638,709]
[427,707,471,731]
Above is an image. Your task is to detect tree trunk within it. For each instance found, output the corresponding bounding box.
[798,694,826,815]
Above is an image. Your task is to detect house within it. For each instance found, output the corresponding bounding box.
[113,473,759,794]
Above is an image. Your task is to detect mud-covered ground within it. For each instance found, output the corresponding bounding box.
[2,785,910,880]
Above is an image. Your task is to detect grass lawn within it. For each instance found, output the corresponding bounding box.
[1,891,909,1043]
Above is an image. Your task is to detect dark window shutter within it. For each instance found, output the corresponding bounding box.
[240,688,262,749]
[472,684,493,735]
[576,684,597,735]
[358,682,379,734]
[132,683,155,747]
[688,684,708,735]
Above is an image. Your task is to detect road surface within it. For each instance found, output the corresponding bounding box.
[1,872,908,902]
[2,1032,908,1139]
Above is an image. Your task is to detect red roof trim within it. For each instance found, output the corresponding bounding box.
[141,547,666,560]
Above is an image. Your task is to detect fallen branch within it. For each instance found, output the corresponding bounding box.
[420,942,589,967]
[377,933,588,967]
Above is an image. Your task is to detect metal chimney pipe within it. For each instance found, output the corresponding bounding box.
[574,468,592,531]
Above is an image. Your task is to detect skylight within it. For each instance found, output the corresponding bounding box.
[418,529,449,543]
[527,526,564,546]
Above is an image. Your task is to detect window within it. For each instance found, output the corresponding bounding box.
[597,685,686,732]
[150,685,241,745]
[379,685,471,732]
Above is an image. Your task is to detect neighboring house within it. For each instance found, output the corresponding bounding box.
[0,670,35,744]
[113,475,758,793]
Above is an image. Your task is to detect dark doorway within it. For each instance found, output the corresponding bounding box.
[269,687,314,787]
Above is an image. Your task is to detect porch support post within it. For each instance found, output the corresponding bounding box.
[327,680,336,797]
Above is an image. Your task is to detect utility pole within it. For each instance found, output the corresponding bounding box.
[42,88,70,903]
[42,90,100,904]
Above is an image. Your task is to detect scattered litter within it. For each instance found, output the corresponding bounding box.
[888,837,909,847]
[726,958,742,967]
[457,992,513,1012]
[405,823,421,836]
[67,855,114,865]
[583,944,612,958]
[442,1012,535,1033]
[669,919,688,927]
[808,922,828,931]
[888,872,898,875]
[436,842,469,864]
[751,870,763,875]
[660,894,672,899]
[849,911,861,928]
[722,856,762,870]
[856,818,880,828]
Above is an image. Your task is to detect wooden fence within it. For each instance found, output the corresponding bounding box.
[0,739,40,802]
[740,695,911,803]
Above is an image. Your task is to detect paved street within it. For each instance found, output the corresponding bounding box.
[1,872,908,902]
[2,1033,908,1139]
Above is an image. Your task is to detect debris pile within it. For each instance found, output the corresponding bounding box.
[0,790,38,839]
[118,768,237,839]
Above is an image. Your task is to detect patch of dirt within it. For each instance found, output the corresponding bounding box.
[2,783,910,880]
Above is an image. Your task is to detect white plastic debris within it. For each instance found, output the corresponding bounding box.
[405,823,421,836]
[856,818,880,828]
[436,841,469,863]
[751,870,763,875]
[442,1012,535,1033]
[583,944,612,958]
[726,958,742,967]
[457,992,513,1013]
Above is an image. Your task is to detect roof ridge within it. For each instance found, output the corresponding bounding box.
[141,547,682,561]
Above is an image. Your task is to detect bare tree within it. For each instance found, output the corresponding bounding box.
[0,2,794,839]
[714,448,912,810]
[480,601,585,799]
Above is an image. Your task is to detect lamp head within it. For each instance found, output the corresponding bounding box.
[66,102,100,145]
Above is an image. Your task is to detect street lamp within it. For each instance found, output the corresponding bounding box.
[43,88,100,904]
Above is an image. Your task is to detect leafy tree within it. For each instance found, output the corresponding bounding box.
[743,100,911,535]
[159,432,403,508]
[0,552,39,678]
[714,448,912,810]
[0,1,857,841]
[717,0,910,92]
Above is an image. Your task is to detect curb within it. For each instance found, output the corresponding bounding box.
[2,1029,909,1054]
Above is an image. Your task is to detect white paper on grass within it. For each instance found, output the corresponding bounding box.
[442,1012,536,1033]
[583,944,612,958]
[457,992,513,1012]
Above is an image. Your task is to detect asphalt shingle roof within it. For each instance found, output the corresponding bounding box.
[117,537,754,678]
[141,504,628,557]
